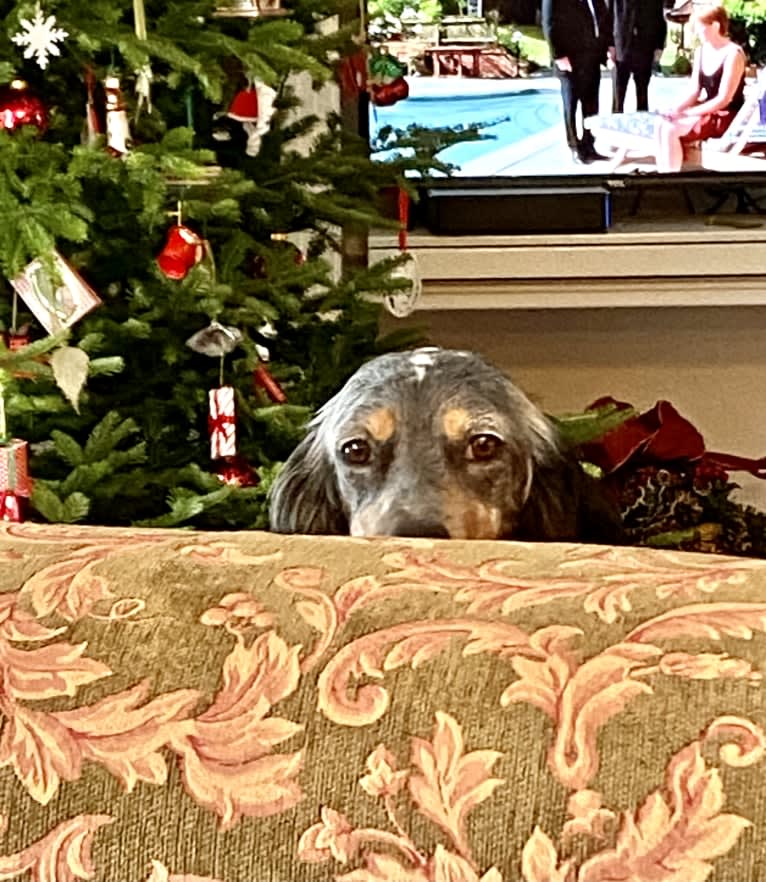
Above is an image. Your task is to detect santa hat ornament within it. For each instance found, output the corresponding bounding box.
[224,81,277,157]
[227,85,259,122]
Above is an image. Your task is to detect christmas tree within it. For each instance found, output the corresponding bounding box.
[0,0,433,529]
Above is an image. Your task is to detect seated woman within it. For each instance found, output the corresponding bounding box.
[655,4,746,172]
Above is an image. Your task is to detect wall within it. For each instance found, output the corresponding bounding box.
[382,305,766,508]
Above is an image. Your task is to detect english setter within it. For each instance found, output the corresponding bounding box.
[269,348,622,543]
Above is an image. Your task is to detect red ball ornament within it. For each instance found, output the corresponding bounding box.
[215,455,260,487]
[370,77,409,108]
[0,80,48,132]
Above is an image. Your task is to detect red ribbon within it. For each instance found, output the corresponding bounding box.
[584,397,766,480]
[398,188,410,252]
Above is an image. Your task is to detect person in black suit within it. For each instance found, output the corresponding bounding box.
[542,0,615,163]
[610,0,668,111]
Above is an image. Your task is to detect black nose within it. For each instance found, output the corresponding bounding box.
[387,517,450,539]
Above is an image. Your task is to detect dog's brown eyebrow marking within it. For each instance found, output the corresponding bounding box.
[442,407,471,441]
[365,407,397,442]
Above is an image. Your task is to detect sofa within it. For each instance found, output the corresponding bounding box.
[3,521,766,882]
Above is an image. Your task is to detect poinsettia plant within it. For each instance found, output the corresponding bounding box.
[571,398,766,557]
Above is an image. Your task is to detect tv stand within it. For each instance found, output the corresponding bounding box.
[369,221,766,310]
[703,183,766,215]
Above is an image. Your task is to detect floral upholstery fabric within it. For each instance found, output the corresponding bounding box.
[2,522,766,882]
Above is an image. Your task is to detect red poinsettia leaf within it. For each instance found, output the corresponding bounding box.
[642,401,705,462]
[583,412,656,474]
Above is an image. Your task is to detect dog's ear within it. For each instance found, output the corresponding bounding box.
[269,428,348,534]
[516,454,625,545]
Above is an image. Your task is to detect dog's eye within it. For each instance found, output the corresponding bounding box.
[467,433,503,462]
[340,438,372,465]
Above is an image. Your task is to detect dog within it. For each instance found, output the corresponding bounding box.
[269,347,623,543]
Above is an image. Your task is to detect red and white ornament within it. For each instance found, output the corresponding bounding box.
[104,75,131,155]
[226,80,277,157]
[208,386,237,459]
[0,439,32,523]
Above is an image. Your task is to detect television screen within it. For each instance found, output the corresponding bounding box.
[366,1,766,194]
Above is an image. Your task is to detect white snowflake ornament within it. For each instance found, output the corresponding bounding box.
[12,4,68,70]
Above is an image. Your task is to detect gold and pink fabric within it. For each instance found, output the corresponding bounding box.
[2,522,766,881]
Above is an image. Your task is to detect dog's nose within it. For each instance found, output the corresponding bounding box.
[387,517,450,539]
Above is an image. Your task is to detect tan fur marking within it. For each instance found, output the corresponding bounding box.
[442,407,471,442]
[442,483,502,539]
[365,408,396,442]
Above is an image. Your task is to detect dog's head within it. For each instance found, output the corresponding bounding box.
[269,348,622,542]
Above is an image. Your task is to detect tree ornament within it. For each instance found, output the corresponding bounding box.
[215,454,260,487]
[252,342,286,403]
[104,76,132,155]
[384,255,422,318]
[383,190,422,318]
[368,50,409,107]
[185,322,243,461]
[0,79,48,132]
[156,225,205,279]
[220,81,277,157]
[370,77,409,107]
[0,439,32,523]
[82,68,102,146]
[253,361,287,403]
[11,251,102,335]
[132,0,153,117]
[12,3,68,70]
[227,86,259,122]
[4,325,31,351]
[212,0,288,19]
[185,322,243,358]
[208,386,237,459]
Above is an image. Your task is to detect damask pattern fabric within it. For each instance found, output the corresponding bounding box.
[2,522,766,881]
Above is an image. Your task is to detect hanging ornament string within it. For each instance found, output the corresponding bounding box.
[133,0,147,39]
[383,188,422,319]
[133,0,153,117]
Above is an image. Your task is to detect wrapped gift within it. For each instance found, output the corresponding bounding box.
[1,439,32,522]
[208,386,236,459]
